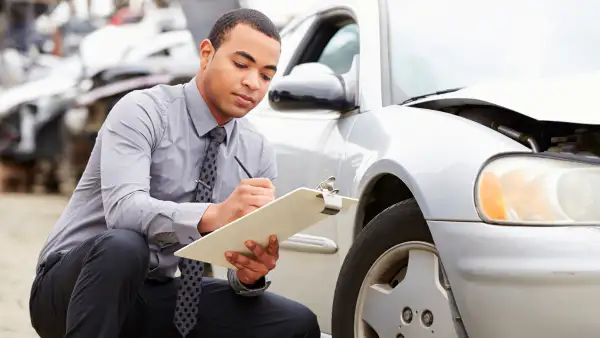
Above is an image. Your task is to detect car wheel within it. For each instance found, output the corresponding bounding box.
[331,198,460,338]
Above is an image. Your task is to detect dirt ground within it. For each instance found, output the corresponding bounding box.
[0,193,68,338]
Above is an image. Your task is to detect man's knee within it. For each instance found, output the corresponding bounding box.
[285,302,320,338]
[93,229,149,274]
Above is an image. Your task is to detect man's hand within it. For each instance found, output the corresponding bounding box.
[199,178,275,233]
[225,235,279,285]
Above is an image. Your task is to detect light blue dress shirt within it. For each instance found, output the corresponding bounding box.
[37,77,277,295]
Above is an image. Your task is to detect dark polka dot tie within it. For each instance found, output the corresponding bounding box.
[174,126,227,337]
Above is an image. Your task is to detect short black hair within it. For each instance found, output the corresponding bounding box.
[208,8,281,50]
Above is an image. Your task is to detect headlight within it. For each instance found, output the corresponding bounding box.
[475,153,600,225]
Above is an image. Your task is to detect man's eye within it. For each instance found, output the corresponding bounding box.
[234,61,247,69]
[262,74,272,81]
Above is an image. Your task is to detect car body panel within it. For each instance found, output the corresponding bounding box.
[119,30,195,63]
[75,74,175,107]
[0,72,79,118]
[76,5,187,72]
[243,104,531,334]
[341,105,530,222]
[430,220,600,338]
[409,70,600,125]
[99,65,154,83]
[246,108,353,333]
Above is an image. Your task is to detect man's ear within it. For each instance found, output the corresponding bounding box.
[199,39,215,70]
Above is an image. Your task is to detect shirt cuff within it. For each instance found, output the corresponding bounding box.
[227,268,271,296]
[172,202,210,245]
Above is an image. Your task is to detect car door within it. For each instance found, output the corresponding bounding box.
[251,21,359,195]
[246,9,360,330]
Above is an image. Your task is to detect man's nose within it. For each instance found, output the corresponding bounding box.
[242,71,261,91]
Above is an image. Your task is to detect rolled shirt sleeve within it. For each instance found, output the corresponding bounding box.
[227,269,272,296]
[99,91,206,245]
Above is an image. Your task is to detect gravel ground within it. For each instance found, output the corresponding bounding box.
[0,193,68,338]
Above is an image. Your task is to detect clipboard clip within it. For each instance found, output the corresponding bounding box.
[316,176,342,215]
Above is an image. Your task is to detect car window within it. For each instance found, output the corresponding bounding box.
[255,16,315,109]
[386,0,600,102]
[317,23,360,75]
[275,16,316,79]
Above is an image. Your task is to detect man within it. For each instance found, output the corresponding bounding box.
[29,8,320,338]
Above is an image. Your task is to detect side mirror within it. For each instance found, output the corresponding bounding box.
[268,62,356,111]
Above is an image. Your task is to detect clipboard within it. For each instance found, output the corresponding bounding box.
[174,177,359,269]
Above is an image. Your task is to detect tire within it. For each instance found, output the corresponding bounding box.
[331,198,454,338]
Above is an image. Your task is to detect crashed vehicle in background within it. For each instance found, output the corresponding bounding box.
[0,23,194,193]
[0,55,84,192]
[181,0,600,337]
[55,0,243,193]
[59,29,199,192]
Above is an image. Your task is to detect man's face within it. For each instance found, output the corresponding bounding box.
[199,24,280,120]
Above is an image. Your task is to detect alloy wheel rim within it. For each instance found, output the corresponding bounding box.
[353,241,458,338]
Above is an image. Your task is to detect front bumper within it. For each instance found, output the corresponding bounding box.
[429,220,600,338]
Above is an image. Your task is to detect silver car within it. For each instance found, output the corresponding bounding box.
[185,0,600,337]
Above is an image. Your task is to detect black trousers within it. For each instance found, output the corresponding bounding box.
[29,229,321,338]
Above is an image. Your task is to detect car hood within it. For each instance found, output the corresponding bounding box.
[135,57,199,75]
[0,75,78,117]
[412,70,600,125]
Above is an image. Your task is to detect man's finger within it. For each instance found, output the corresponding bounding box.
[267,235,279,258]
[225,252,239,268]
[246,240,276,270]
[242,178,274,189]
[244,195,272,208]
[243,257,269,275]
[244,186,274,197]
[225,251,249,270]
[226,251,250,266]
[232,262,245,270]
[226,251,268,274]
[245,240,269,262]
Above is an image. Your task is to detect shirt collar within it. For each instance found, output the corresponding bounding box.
[183,77,235,144]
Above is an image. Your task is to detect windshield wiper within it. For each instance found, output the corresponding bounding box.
[399,87,464,105]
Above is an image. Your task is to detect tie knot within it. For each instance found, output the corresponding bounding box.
[208,126,226,144]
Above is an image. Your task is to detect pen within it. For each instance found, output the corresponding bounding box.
[234,155,253,178]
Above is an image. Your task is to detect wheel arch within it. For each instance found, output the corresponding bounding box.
[347,104,532,237]
[353,160,429,241]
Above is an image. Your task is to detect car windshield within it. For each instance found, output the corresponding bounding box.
[387,0,600,101]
